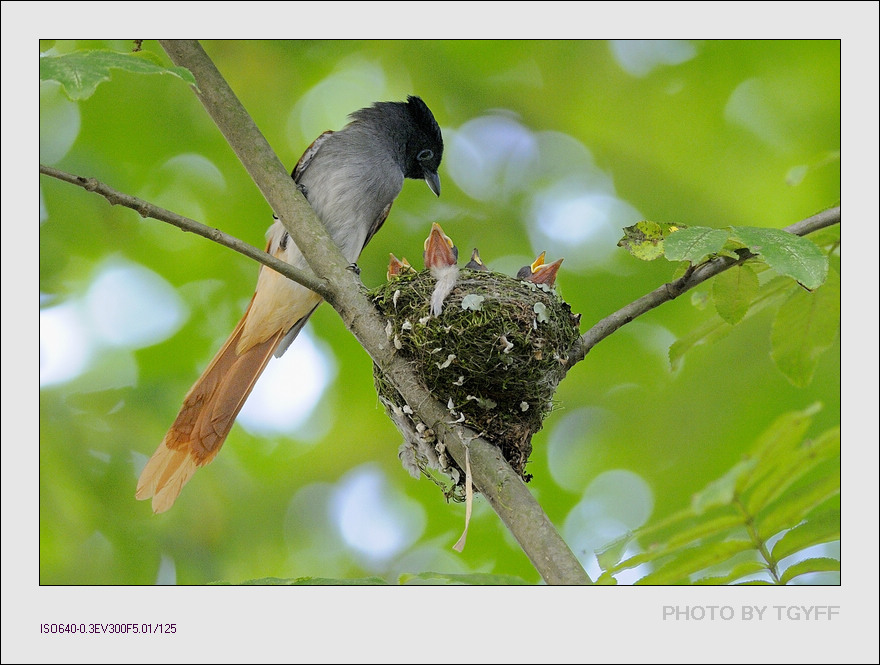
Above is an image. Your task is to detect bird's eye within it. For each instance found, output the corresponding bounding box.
[417,149,434,162]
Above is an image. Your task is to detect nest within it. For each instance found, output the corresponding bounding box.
[369,269,581,501]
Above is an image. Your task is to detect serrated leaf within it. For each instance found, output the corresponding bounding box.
[729,226,828,289]
[771,510,841,562]
[746,404,820,464]
[635,540,753,584]
[664,514,746,550]
[399,572,530,585]
[756,473,840,540]
[779,557,840,584]
[691,460,756,514]
[713,263,759,324]
[595,571,619,585]
[610,512,746,577]
[596,533,634,571]
[746,425,840,515]
[771,269,840,387]
[739,405,820,500]
[40,49,196,100]
[693,560,769,585]
[665,227,730,263]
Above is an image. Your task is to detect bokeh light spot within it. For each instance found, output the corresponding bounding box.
[39,300,93,387]
[84,259,188,349]
[331,465,425,563]
[39,80,81,164]
[446,115,539,201]
[237,330,335,436]
[609,40,697,77]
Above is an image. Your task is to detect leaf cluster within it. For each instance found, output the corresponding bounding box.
[596,404,840,585]
[620,223,840,387]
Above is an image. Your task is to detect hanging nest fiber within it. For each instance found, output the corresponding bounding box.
[369,268,581,501]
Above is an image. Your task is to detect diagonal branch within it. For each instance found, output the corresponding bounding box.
[569,206,841,366]
[157,40,591,584]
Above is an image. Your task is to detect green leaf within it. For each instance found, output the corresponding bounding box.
[610,512,746,576]
[235,576,389,585]
[40,49,196,100]
[664,514,746,550]
[745,425,840,515]
[729,226,828,289]
[807,225,841,251]
[771,510,840,562]
[636,540,753,584]
[693,560,769,585]
[596,533,634,571]
[399,571,530,585]
[618,221,682,260]
[756,472,840,540]
[665,227,730,263]
[595,571,619,585]
[740,405,820,500]
[669,274,793,371]
[770,269,840,387]
[669,316,732,371]
[779,557,840,584]
[713,264,759,324]
[691,460,756,514]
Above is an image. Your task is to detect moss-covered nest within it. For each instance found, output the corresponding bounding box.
[369,268,581,501]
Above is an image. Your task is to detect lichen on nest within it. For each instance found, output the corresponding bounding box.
[369,269,581,501]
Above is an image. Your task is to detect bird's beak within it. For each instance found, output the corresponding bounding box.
[466,248,488,271]
[387,253,413,279]
[530,257,564,286]
[529,251,547,272]
[518,251,563,286]
[423,222,457,268]
[424,170,441,197]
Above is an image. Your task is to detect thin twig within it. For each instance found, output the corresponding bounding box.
[569,206,841,365]
[38,164,330,298]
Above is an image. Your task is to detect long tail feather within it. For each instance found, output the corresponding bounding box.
[136,303,284,513]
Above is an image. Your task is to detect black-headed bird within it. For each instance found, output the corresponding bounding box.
[137,97,443,513]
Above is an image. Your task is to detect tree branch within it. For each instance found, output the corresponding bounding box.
[569,206,841,366]
[157,40,592,584]
[38,164,330,298]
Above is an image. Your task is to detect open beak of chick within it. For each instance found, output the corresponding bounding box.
[423,222,460,316]
[387,253,414,280]
[516,251,564,287]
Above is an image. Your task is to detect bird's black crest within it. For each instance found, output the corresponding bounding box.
[406,95,443,149]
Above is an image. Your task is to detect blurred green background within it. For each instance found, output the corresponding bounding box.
[39,39,840,584]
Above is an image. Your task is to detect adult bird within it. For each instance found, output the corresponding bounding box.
[137,96,443,513]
